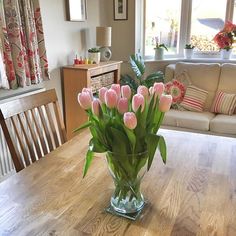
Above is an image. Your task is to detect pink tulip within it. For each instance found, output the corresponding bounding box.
[159,95,172,112]
[78,92,92,110]
[149,86,153,95]
[111,84,121,97]
[92,99,101,116]
[123,112,137,130]
[121,85,132,99]
[99,87,108,103]
[153,82,165,98]
[132,94,145,112]
[82,88,93,100]
[105,89,118,108]
[117,98,128,114]
[137,85,149,98]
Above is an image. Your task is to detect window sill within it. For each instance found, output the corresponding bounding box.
[144,57,236,63]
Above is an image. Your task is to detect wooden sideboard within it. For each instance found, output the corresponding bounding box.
[62,61,122,139]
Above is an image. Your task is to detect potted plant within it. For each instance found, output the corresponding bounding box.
[120,54,164,93]
[154,43,168,60]
[184,44,195,59]
[214,21,236,59]
[76,84,172,217]
[88,48,101,64]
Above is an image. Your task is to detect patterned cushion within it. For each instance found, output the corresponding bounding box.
[180,85,208,112]
[165,79,186,105]
[211,91,236,115]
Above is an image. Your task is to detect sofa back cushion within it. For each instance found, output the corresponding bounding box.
[218,63,236,93]
[175,62,221,110]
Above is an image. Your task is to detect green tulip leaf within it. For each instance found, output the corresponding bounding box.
[83,150,94,178]
[158,135,167,164]
[73,121,92,133]
[146,133,161,171]
[89,138,107,153]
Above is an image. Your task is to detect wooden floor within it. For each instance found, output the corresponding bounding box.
[0,129,235,235]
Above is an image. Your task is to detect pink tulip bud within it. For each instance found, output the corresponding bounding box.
[159,95,172,112]
[137,85,149,98]
[105,89,118,108]
[82,88,93,100]
[92,99,101,116]
[78,92,92,110]
[121,85,132,99]
[153,82,165,98]
[123,112,137,130]
[99,87,108,103]
[132,94,145,112]
[117,98,128,114]
[111,84,121,97]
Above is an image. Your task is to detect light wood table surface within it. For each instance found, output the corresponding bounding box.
[0,130,236,235]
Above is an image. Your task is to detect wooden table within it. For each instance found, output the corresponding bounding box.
[0,130,236,235]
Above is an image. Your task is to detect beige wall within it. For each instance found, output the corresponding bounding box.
[100,0,135,62]
[0,0,101,109]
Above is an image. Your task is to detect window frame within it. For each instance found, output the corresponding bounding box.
[140,0,236,59]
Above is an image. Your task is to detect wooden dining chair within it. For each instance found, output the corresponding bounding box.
[0,89,67,172]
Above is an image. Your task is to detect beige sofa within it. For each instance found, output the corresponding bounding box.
[162,62,236,137]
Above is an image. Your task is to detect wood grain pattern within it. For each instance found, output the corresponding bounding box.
[0,129,235,235]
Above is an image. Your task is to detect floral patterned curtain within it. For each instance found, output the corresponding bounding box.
[0,0,49,89]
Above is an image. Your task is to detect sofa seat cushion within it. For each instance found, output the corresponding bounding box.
[210,114,236,135]
[162,109,215,131]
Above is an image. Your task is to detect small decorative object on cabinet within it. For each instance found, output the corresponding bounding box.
[62,61,122,139]
[96,27,112,61]
[88,48,101,64]
[184,44,195,59]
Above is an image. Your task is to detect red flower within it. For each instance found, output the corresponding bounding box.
[214,21,235,49]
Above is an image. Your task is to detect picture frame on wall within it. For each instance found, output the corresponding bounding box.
[113,0,128,20]
[66,0,87,21]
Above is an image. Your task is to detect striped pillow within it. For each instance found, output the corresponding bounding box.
[180,85,208,112]
[211,91,236,115]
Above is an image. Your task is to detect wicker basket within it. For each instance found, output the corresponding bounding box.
[90,72,114,93]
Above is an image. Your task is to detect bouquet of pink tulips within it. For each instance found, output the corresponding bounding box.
[77,83,172,177]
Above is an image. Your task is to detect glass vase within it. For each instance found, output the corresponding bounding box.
[106,151,148,214]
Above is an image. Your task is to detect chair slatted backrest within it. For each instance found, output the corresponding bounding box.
[0,89,67,172]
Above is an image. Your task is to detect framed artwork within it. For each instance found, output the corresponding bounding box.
[66,0,87,21]
[113,0,128,20]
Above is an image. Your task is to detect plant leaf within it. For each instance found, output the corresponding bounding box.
[146,133,161,171]
[158,135,167,164]
[124,127,136,152]
[110,127,130,154]
[83,150,94,178]
[120,74,138,93]
[89,138,107,153]
[129,54,145,80]
[73,121,92,133]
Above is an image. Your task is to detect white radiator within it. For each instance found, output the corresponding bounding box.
[0,88,46,181]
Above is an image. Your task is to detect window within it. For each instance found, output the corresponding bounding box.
[190,0,226,51]
[143,0,236,58]
[145,0,181,57]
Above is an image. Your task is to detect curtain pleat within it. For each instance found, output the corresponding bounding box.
[0,0,49,90]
